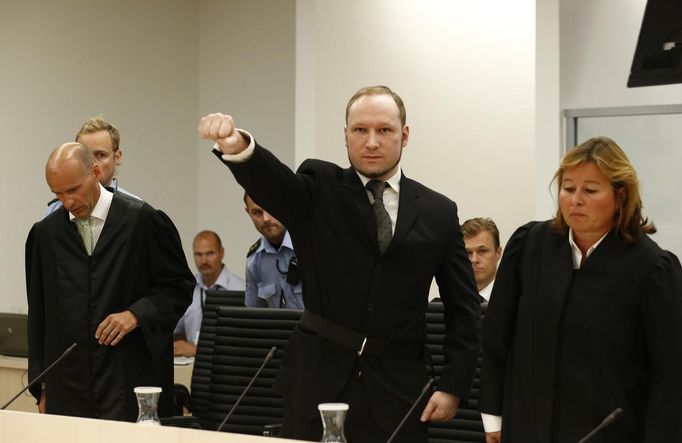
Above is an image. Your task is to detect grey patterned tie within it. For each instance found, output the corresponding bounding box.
[76,218,93,255]
[366,180,392,255]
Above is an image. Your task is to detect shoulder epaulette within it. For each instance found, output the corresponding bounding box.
[247,238,261,257]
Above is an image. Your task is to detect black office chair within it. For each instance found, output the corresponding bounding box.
[205,306,302,434]
[426,301,486,443]
[162,289,247,429]
[189,289,246,418]
[204,289,247,308]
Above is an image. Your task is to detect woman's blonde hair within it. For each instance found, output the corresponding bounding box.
[551,136,655,245]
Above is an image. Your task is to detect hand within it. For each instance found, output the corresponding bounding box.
[173,339,197,357]
[95,310,139,346]
[38,389,46,413]
[198,112,249,155]
[420,391,460,422]
[486,431,501,443]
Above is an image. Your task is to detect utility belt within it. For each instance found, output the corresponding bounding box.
[300,310,424,361]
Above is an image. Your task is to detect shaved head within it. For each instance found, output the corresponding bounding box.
[46,142,102,220]
[46,143,95,177]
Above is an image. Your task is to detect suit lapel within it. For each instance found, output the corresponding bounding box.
[341,168,378,255]
[388,175,421,254]
[50,209,88,257]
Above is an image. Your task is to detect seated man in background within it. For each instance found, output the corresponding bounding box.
[174,230,245,356]
[461,217,502,302]
[244,193,303,309]
[45,116,139,216]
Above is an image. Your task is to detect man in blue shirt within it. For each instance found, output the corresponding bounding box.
[173,230,245,356]
[244,193,303,309]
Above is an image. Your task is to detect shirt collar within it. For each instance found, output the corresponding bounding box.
[568,228,609,269]
[260,230,294,254]
[197,264,231,289]
[479,280,494,301]
[355,167,402,195]
[69,183,113,222]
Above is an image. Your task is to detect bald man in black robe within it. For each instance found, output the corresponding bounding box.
[25,143,194,421]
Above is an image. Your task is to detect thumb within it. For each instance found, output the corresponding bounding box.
[221,130,242,147]
[214,130,248,154]
[420,398,436,422]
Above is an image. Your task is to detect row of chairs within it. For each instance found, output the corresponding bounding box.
[175,290,486,442]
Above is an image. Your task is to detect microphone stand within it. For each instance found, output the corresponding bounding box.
[386,378,434,443]
[216,346,277,432]
[1,343,78,410]
[576,407,623,443]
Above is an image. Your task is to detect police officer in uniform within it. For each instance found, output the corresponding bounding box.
[244,193,302,308]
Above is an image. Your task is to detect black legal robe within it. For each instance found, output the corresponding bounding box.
[480,221,682,442]
[25,192,194,421]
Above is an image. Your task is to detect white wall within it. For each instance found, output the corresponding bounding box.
[0,0,199,312]
[197,0,296,277]
[535,0,562,221]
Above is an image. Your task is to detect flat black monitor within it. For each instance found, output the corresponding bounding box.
[628,0,682,87]
[0,313,28,357]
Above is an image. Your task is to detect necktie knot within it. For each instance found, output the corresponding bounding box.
[366,180,387,201]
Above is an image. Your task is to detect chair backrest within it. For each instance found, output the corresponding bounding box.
[205,307,302,433]
[204,289,246,307]
[189,290,245,418]
[426,301,487,443]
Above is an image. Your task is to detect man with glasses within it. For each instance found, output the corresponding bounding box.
[244,193,303,309]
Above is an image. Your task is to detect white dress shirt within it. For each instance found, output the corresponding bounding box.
[479,280,494,302]
[68,183,113,251]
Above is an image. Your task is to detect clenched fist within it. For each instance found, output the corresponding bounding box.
[198,112,249,155]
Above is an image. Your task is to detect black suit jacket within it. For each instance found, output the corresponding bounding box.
[220,144,480,432]
[479,221,682,442]
[26,192,194,420]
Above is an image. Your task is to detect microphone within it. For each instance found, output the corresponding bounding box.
[1,342,78,410]
[216,345,276,432]
[386,378,434,443]
[576,407,623,443]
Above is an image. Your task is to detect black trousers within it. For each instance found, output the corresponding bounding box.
[281,370,428,443]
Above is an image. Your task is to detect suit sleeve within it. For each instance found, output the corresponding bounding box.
[434,200,481,399]
[478,222,535,415]
[25,223,45,402]
[640,251,682,440]
[214,144,312,230]
[127,209,194,359]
